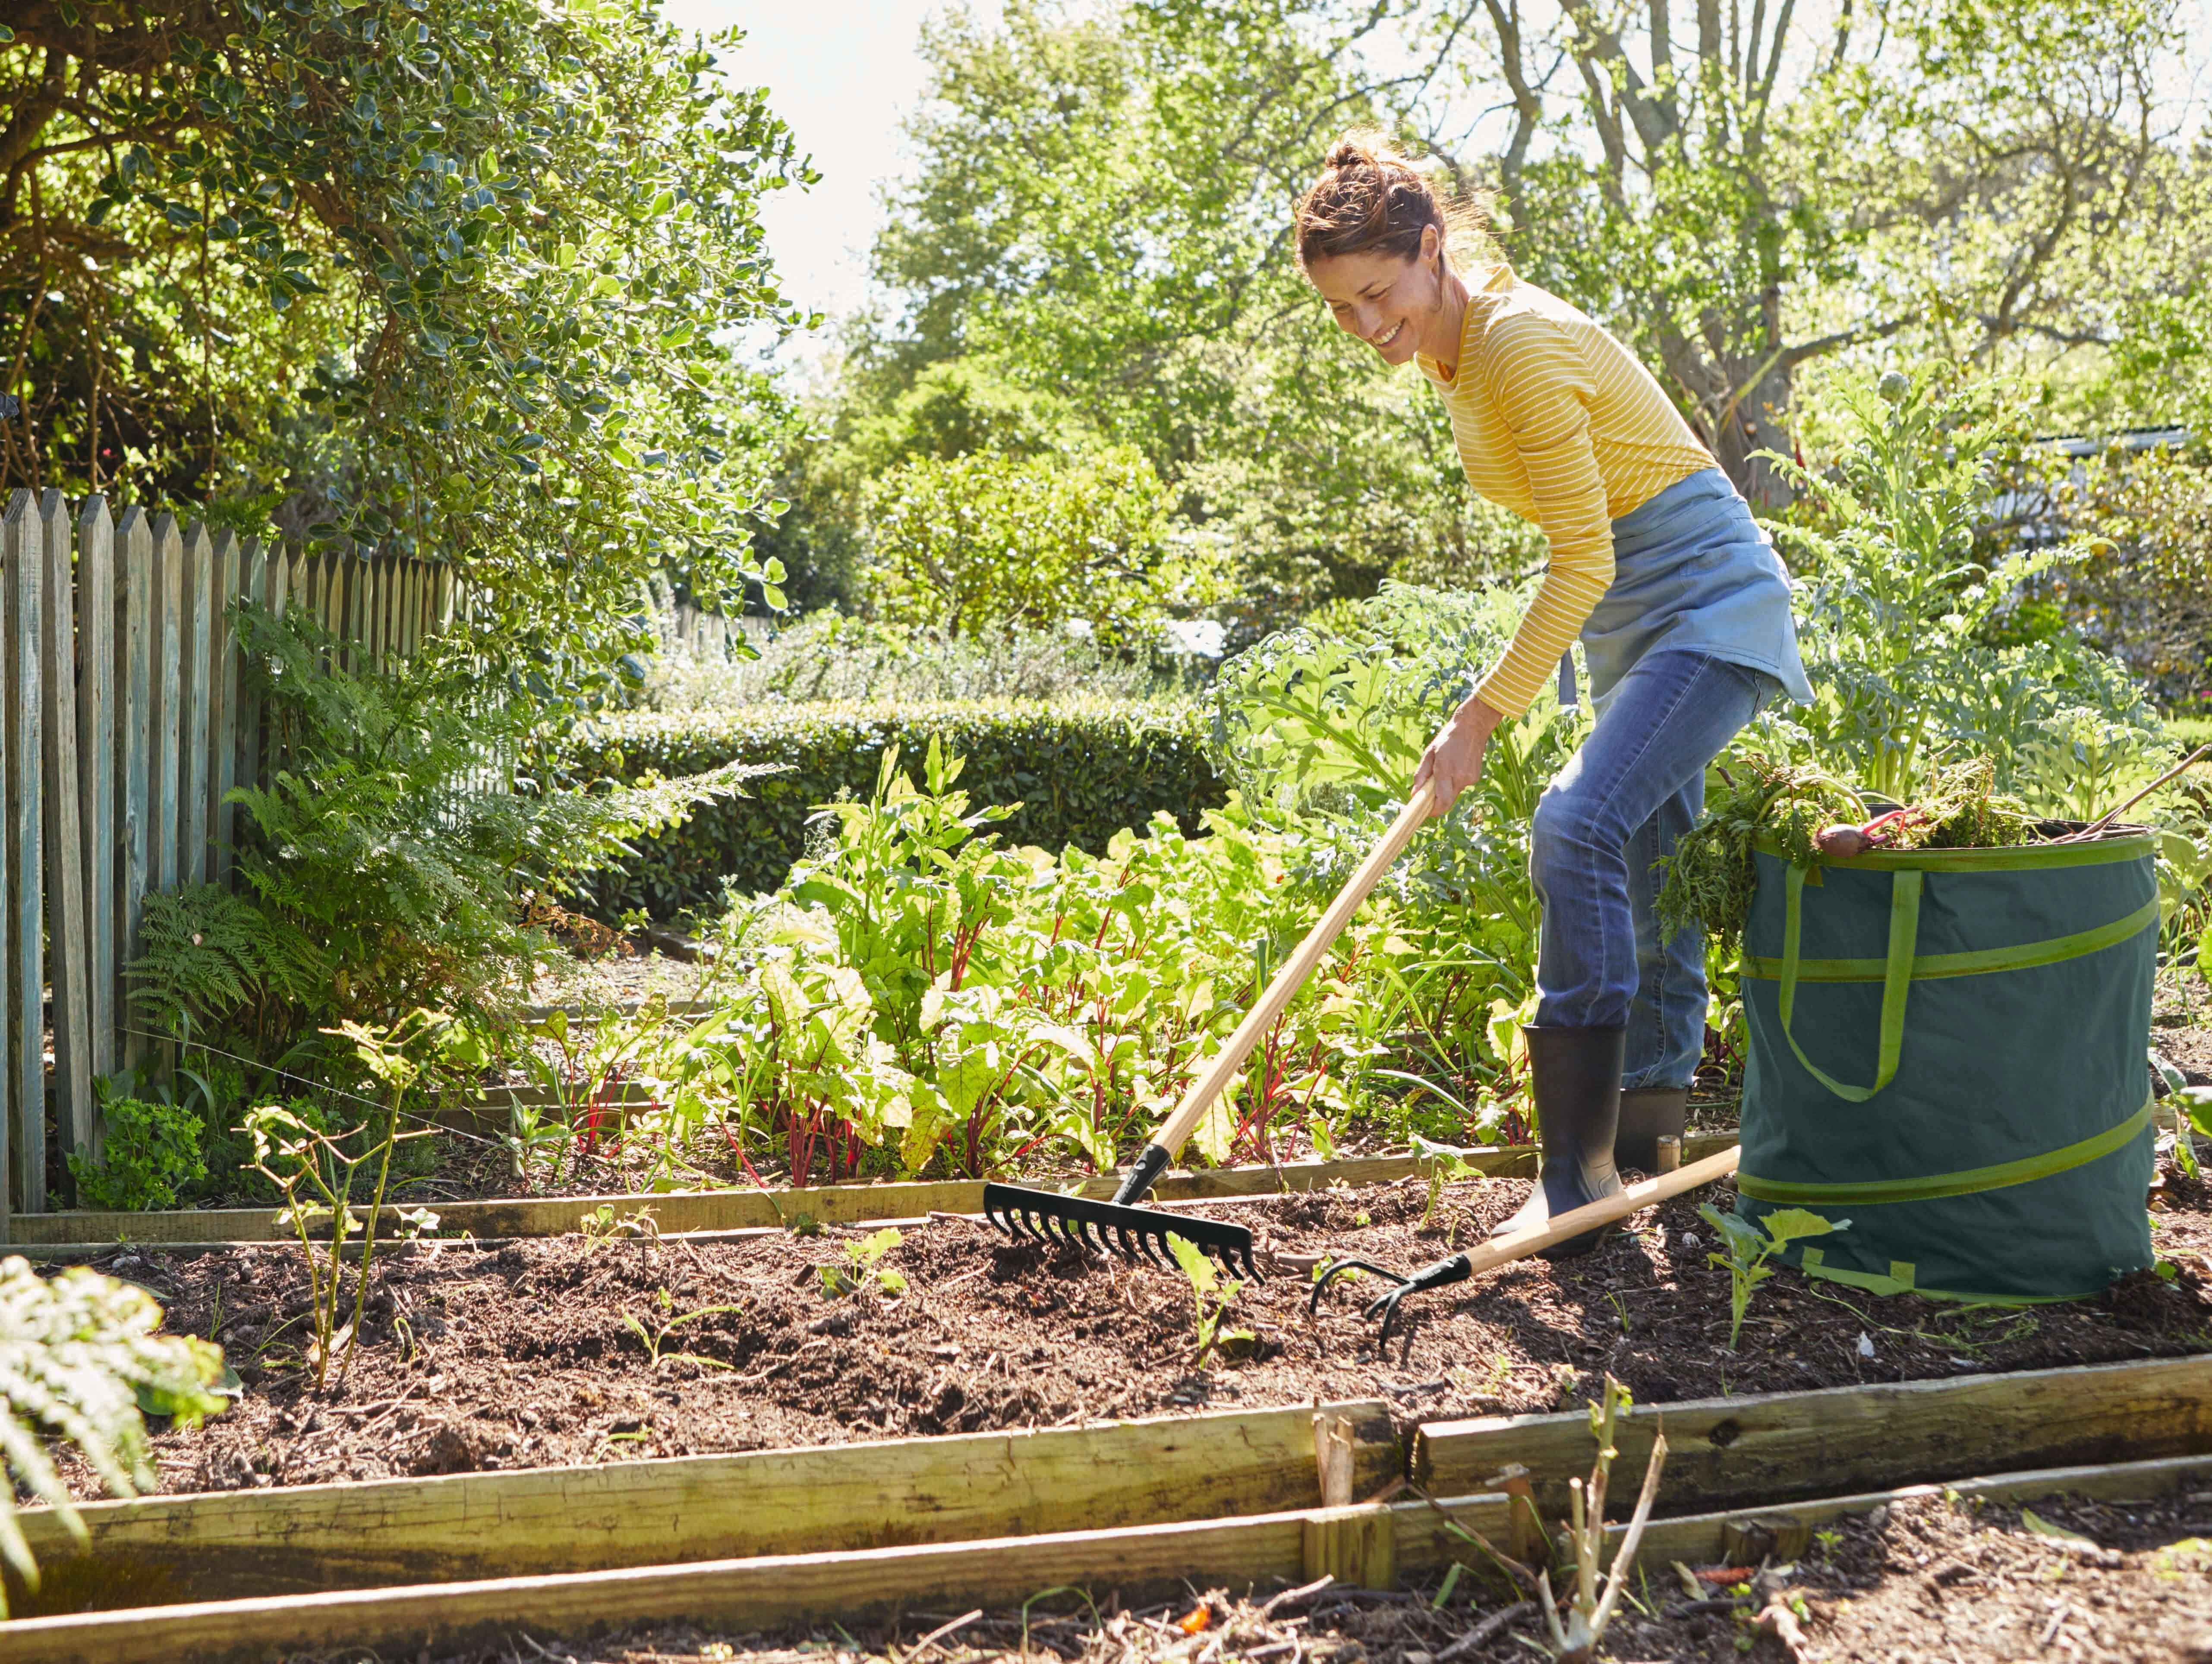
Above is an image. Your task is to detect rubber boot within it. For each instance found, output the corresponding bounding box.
[1615,1086,1689,1174]
[1487,1025,1626,1257]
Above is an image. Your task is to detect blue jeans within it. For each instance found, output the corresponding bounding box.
[1529,650,1771,1088]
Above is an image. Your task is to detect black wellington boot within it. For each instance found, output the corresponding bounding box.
[1488,1025,1627,1256]
[1615,1085,1689,1174]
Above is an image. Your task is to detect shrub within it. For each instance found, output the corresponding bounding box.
[66,1095,208,1211]
[864,446,1204,643]
[554,700,1226,919]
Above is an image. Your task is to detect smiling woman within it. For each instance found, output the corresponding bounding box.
[1294,130,1813,1330]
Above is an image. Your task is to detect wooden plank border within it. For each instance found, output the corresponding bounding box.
[9,1456,2209,1664]
[1415,1352,2212,1517]
[6,1399,1398,1609]
[3,1136,1743,1247]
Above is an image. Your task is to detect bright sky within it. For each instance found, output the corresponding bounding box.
[662,1,973,325]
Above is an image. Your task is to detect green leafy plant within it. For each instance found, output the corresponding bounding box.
[820,1228,910,1298]
[67,1091,208,1211]
[621,1288,744,1371]
[1167,1234,1252,1364]
[1541,1375,1669,1663]
[1699,1203,1850,1350]
[0,1258,227,1615]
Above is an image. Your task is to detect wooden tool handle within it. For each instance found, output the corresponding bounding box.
[1464,1145,1742,1276]
[1151,780,1439,1159]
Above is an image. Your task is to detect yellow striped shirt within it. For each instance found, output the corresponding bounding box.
[1418,265,1716,718]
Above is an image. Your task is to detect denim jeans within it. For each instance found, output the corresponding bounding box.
[1529,650,1772,1088]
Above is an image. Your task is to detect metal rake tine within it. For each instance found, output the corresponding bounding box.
[1075,1216,1112,1257]
[1105,1221,1141,1263]
[1137,1225,1175,1270]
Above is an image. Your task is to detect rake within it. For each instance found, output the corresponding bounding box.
[983,780,1440,1279]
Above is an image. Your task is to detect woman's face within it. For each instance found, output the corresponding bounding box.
[1305,226,1449,367]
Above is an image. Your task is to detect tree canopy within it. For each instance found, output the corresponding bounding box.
[0,0,807,674]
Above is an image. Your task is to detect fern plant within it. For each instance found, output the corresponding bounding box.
[126,604,767,1057]
[0,1258,227,1613]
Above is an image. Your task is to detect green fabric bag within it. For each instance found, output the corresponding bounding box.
[1733,833,2158,1303]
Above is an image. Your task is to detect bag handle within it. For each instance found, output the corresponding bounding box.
[1777,863,1922,1102]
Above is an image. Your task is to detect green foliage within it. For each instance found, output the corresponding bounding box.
[820,1228,910,1299]
[621,1287,743,1370]
[1700,1203,1847,1350]
[3,0,803,674]
[1167,1233,1251,1363]
[865,446,1207,644]
[554,700,1226,919]
[127,606,753,1055]
[1765,368,2171,806]
[0,1259,227,1613]
[66,1094,208,1212]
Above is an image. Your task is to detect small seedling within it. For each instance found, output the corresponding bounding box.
[1698,1203,1849,1350]
[1169,1233,1253,1364]
[820,1228,908,1298]
[580,1203,660,1256]
[621,1287,744,1371]
[1540,1374,1669,1662]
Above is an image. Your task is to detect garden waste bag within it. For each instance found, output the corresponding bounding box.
[1734,833,2158,1302]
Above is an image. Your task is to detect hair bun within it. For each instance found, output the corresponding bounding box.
[1325,137,1374,171]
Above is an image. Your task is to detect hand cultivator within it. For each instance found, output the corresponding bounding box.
[1310,1145,1743,1340]
[983,782,1441,1279]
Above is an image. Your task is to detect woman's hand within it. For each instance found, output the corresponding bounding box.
[1411,694,1503,818]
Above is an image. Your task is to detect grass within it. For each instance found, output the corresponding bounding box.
[2170,715,2212,748]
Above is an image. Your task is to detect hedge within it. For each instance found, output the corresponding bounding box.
[553,700,1227,920]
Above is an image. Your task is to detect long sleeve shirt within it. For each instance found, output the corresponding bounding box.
[1417,265,1717,717]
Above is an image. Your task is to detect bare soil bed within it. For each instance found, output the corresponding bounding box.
[346,1485,2212,1664]
[90,1170,2212,1500]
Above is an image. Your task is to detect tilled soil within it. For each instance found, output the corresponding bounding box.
[90,1172,2212,1499]
[331,1487,2212,1664]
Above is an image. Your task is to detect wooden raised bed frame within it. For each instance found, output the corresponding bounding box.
[2,1136,1743,1250]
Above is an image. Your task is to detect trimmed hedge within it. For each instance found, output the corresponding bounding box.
[555,701,1226,920]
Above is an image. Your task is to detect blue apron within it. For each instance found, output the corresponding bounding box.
[1561,467,1813,713]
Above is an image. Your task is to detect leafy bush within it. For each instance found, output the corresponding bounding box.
[1767,367,2172,807]
[66,1095,208,1212]
[127,606,756,1055]
[864,446,1212,643]
[0,1259,226,1611]
[640,612,1210,710]
[555,700,1226,919]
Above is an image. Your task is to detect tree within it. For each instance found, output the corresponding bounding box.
[0,0,807,673]
[1452,0,2189,503]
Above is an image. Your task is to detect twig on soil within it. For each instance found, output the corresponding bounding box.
[1257,1576,1334,1618]
[898,1607,982,1661]
[1436,1601,1538,1662]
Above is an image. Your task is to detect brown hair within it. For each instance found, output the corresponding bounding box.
[1293,130,1496,272]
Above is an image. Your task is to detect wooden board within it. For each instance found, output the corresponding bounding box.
[41,488,94,1166]
[3,491,41,1216]
[208,532,240,885]
[230,540,266,861]
[176,522,214,887]
[115,508,151,1073]
[150,513,182,894]
[3,1140,1743,1246]
[1415,1353,2212,1516]
[5,1398,1397,1613]
[76,497,117,1091]
[1607,1451,2212,1574]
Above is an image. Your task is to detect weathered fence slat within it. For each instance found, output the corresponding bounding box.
[177,523,215,887]
[40,490,93,1171]
[4,491,41,1216]
[76,499,117,1100]
[209,533,241,884]
[233,539,267,862]
[150,514,183,896]
[117,508,152,1074]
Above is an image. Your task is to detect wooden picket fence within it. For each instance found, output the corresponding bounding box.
[0,488,455,1225]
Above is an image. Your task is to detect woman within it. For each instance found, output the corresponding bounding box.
[1297,135,1810,1295]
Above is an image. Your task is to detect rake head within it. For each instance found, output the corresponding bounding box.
[980,1182,1264,1281]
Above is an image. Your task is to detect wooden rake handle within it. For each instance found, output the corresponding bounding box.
[1465,1144,1743,1275]
[1150,780,1439,1160]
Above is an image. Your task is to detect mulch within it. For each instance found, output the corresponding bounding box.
[85,1167,2212,1499]
[316,1486,2212,1663]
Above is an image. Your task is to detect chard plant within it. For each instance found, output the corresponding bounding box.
[622,1288,744,1372]
[1168,1234,1252,1364]
[1699,1203,1849,1350]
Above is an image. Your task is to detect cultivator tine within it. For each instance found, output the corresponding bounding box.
[979,1182,1262,1279]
